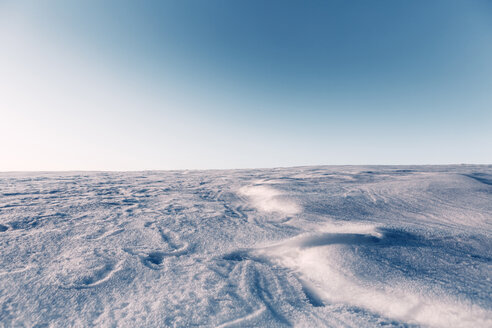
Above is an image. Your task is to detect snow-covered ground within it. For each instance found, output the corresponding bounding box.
[0,165,491,327]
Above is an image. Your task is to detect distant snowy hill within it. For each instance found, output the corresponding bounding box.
[0,166,491,327]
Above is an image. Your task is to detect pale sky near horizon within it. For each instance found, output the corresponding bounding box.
[1,0,492,171]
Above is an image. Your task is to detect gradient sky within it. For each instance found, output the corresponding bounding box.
[1,0,491,170]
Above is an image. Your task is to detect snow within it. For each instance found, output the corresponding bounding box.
[0,165,491,327]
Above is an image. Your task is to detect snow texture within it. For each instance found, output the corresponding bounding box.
[0,165,491,327]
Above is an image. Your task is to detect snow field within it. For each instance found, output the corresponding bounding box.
[0,166,491,327]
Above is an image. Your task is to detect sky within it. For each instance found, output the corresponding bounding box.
[1,0,491,171]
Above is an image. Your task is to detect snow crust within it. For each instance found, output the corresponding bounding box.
[0,165,491,327]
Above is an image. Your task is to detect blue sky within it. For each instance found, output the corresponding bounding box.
[1,0,491,170]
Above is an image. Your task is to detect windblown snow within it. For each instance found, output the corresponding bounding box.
[0,166,491,327]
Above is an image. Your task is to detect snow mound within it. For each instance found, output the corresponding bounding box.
[239,184,301,215]
[258,222,490,328]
